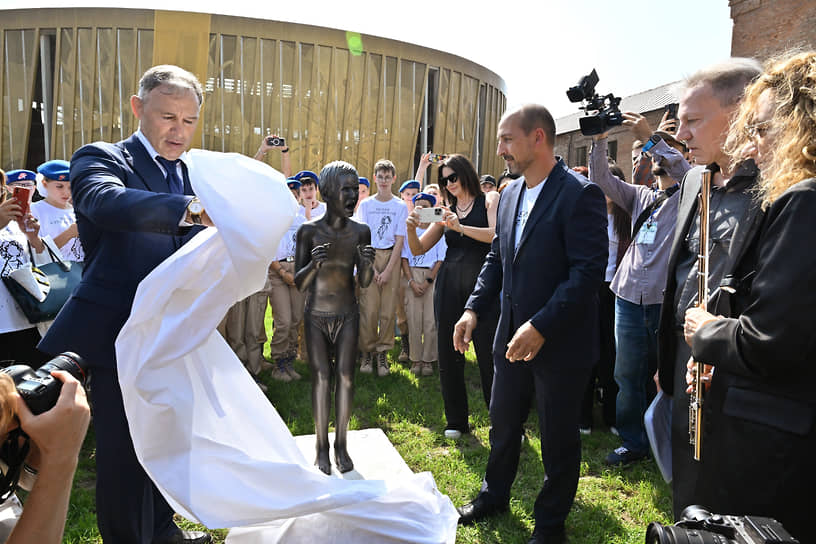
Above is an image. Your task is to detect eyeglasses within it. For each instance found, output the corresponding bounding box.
[439,172,459,185]
[745,120,772,139]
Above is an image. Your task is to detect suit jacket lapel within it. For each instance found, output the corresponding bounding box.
[122,134,171,194]
[514,164,565,261]
[501,179,523,260]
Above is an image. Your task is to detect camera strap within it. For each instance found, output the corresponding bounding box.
[0,428,30,501]
[631,184,679,237]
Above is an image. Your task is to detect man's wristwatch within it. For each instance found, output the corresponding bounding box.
[188,197,205,225]
[426,277,433,284]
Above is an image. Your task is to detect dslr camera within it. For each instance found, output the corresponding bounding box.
[566,69,624,136]
[646,505,799,544]
[266,136,286,147]
[0,353,88,499]
[1,352,88,415]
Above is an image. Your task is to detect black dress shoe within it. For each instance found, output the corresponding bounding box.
[528,527,567,543]
[456,494,508,525]
[153,529,212,544]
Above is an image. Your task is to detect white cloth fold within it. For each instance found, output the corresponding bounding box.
[115,150,457,541]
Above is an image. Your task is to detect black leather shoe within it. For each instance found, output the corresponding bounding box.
[528,527,567,543]
[153,529,212,544]
[456,494,508,525]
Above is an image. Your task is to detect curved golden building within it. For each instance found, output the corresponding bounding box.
[1,8,507,183]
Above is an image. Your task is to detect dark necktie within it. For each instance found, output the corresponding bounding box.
[156,156,184,194]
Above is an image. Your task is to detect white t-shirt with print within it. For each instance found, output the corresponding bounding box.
[514,179,546,250]
[401,226,447,267]
[355,195,407,249]
[30,200,85,261]
[274,209,307,261]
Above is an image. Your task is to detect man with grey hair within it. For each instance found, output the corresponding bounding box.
[655,58,763,519]
[39,65,212,543]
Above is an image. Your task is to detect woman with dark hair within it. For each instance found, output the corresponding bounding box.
[408,153,500,439]
[682,50,816,539]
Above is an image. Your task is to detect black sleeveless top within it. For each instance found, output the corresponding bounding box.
[443,193,491,265]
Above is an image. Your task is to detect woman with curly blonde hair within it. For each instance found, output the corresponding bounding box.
[682,50,816,540]
[724,50,816,207]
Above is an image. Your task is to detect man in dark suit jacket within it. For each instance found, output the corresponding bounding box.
[453,104,607,544]
[39,65,212,544]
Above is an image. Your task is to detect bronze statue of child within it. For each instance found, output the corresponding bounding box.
[294,161,375,475]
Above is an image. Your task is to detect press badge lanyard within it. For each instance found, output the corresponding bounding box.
[634,183,679,244]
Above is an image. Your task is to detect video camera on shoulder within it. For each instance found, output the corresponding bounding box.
[0,353,88,500]
[566,69,624,136]
[646,505,799,544]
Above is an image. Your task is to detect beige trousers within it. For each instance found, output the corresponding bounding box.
[266,261,304,359]
[358,248,400,353]
[396,272,408,336]
[405,267,438,362]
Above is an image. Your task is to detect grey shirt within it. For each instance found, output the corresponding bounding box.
[673,162,758,323]
[590,138,681,305]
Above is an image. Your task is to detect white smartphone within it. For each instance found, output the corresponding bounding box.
[418,207,445,223]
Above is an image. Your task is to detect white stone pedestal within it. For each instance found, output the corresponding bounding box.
[291,427,414,480]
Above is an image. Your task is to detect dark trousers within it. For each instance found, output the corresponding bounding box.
[434,260,499,432]
[670,332,701,520]
[91,366,178,543]
[481,355,591,532]
[580,282,617,428]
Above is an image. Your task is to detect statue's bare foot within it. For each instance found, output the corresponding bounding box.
[315,445,331,475]
[334,443,354,473]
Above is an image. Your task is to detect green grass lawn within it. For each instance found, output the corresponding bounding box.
[63,307,672,543]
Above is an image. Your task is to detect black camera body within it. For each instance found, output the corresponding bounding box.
[647,506,799,544]
[566,69,624,136]
[1,352,87,415]
[266,136,286,147]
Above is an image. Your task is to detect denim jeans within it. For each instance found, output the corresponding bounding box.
[613,296,661,453]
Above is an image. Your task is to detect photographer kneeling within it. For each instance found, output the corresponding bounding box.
[0,369,89,542]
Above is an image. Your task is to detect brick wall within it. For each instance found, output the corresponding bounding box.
[730,0,816,60]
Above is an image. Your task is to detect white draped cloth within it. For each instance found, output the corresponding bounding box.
[115,150,458,542]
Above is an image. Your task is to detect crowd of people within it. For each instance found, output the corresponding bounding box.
[0,47,815,543]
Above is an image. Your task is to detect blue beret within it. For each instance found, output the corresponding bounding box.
[286,177,302,190]
[37,160,71,181]
[412,192,436,207]
[399,180,421,193]
[5,169,37,183]
[358,177,370,188]
[294,170,319,187]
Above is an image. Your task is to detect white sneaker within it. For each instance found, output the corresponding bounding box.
[444,429,462,440]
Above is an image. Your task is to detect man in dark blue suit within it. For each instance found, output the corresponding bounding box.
[454,104,607,543]
[39,65,212,544]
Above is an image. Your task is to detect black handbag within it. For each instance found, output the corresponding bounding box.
[2,240,83,324]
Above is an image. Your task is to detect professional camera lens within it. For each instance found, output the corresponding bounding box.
[38,352,87,384]
[645,521,727,544]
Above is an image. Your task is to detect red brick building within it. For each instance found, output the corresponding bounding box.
[730,0,816,60]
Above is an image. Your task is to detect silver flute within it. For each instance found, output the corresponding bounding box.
[689,168,711,462]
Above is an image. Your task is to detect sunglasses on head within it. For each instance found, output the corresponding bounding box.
[440,172,458,185]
